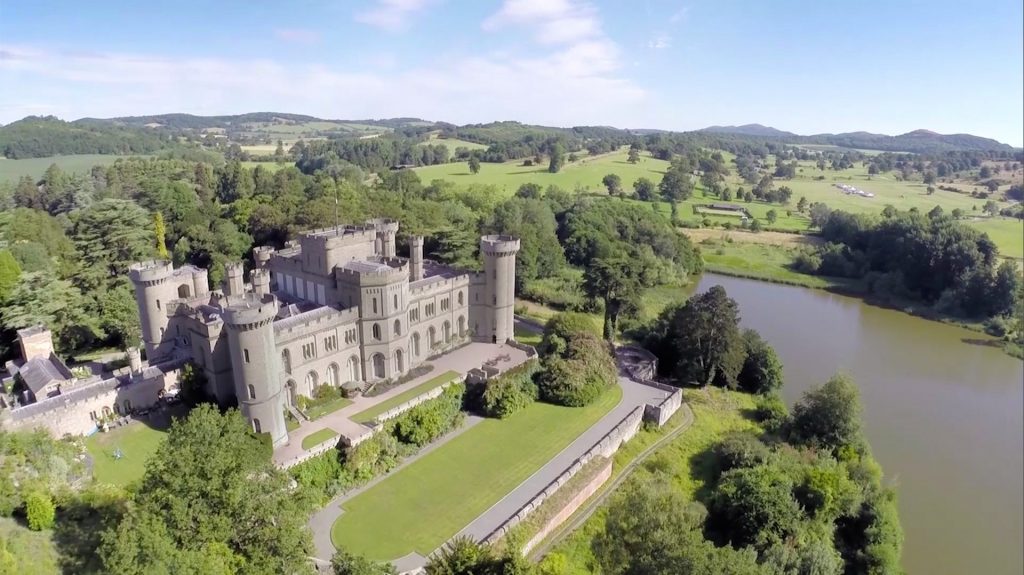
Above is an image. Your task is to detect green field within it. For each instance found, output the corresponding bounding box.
[414,149,669,194]
[350,370,461,424]
[330,386,624,560]
[241,160,289,172]
[967,217,1024,259]
[84,422,168,486]
[303,396,354,421]
[301,428,339,450]
[513,326,542,347]
[699,241,851,289]
[0,154,130,184]
[427,137,489,151]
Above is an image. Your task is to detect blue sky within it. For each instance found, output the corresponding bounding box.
[1,0,1022,145]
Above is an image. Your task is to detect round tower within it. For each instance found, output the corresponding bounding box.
[223,293,288,447]
[371,218,400,258]
[129,260,175,361]
[480,235,520,344]
[409,236,424,282]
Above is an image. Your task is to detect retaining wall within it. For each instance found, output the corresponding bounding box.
[521,458,612,555]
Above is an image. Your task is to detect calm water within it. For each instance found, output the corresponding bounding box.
[691,274,1023,575]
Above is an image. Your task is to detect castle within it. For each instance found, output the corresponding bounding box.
[2,219,520,447]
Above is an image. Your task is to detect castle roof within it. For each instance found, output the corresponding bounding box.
[8,353,73,395]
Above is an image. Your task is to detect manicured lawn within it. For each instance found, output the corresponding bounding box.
[514,327,542,347]
[350,370,461,424]
[303,396,353,421]
[967,217,1024,260]
[301,428,339,450]
[331,385,624,560]
[85,421,169,486]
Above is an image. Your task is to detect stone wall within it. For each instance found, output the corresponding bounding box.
[521,458,612,555]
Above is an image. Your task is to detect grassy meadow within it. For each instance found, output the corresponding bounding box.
[84,423,168,486]
[330,386,623,561]
[0,154,129,184]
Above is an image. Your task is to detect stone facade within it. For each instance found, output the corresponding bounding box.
[131,219,518,446]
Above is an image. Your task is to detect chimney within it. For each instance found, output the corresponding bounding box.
[16,326,54,361]
[192,268,209,298]
[410,236,424,281]
[252,268,270,296]
[224,262,245,296]
[127,347,143,374]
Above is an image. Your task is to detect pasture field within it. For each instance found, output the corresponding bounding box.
[966,217,1024,259]
[413,149,670,194]
[426,135,489,151]
[239,120,383,140]
[330,386,623,560]
[0,154,128,183]
[697,239,851,289]
[241,160,289,172]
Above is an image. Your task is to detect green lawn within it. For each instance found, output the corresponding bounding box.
[303,396,354,421]
[427,137,489,151]
[514,326,542,347]
[85,421,169,486]
[301,428,339,450]
[0,154,132,184]
[350,370,461,424]
[331,386,624,560]
[699,241,849,289]
[967,217,1024,260]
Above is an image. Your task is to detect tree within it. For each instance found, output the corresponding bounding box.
[646,286,745,387]
[548,143,565,173]
[710,464,801,549]
[627,147,640,164]
[425,535,509,575]
[0,271,103,354]
[796,196,808,213]
[602,173,623,197]
[738,330,783,394]
[983,200,999,216]
[923,171,936,185]
[584,257,643,341]
[633,177,656,201]
[766,210,777,225]
[153,212,170,259]
[71,199,154,293]
[789,373,863,452]
[658,166,694,201]
[0,250,21,302]
[468,156,481,175]
[274,139,285,158]
[538,330,617,407]
[927,205,944,219]
[749,218,763,232]
[332,548,396,575]
[99,405,314,574]
[24,490,55,531]
[926,185,935,195]
[809,203,832,228]
[979,165,992,179]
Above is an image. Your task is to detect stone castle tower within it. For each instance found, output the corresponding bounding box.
[479,235,520,344]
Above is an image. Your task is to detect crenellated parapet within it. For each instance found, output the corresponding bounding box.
[222,293,278,331]
[480,235,521,257]
[129,260,174,286]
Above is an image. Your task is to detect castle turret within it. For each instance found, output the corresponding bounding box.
[224,262,245,296]
[222,293,287,447]
[480,235,520,344]
[127,347,143,374]
[409,236,424,282]
[251,268,270,296]
[372,218,399,258]
[253,246,274,269]
[129,260,176,360]
[192,268,209,298]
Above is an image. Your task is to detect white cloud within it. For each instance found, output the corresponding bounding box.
[484,0,601,45]
[669,6,689,23]
[0,44,646,127]
[355,0,435,32]
[273,28,322,44]
[647,35,671,49]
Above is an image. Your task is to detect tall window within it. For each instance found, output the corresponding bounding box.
[302,342,316,360]
[282,349,292,373]
[394,319,401,336]
[247,384,256,399]
[372,323,381,341]
[457,291,464,306]
[372,297,378,314]
[253,419,262,434]
[394,294,399,309]
[243,349,250,363]
[325,335,338,352]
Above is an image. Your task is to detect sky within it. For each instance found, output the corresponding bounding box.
[1,0,1022,146]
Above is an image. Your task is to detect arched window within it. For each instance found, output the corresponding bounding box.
[305,371,318,395]
[287,380,297,406]
[124,399,132,413]
[114,404,122,415]
[102,406,111,418]
[457,316,466,337]
[394,319,401,336]
[394,294,399,309]
[328,363,340,387]
[372,323,382,341]
[457,291,464,306]
[178,284,191,298]
[428,326,437,347]
[372,297,378,314]
[348,355,360,382]
[247,384,256,399]
[253,419,262,434]
[282,349,291,374]
[394,349,404,374]
[412,332,421,357]
[443,320,451,343]
[372,353,386,379]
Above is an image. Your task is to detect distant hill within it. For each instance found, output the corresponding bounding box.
[0,116,172,159]
[701,124,798,138]
[701,123,1014,153]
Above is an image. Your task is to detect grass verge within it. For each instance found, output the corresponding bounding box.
[330,386,624,560]
[350,370,461,424]
[304,396,354,421]
[301,428,339,450]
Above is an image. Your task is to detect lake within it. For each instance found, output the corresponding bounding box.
[692,273,1024,575]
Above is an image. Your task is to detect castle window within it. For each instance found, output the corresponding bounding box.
[394,319,401,336]
[247,384,256,399]
[493,295,497,305]
[156,299,161,310]
[282,349,292,374]
[394,294,399,309]
[372,323,381,341]
[458,292,464,306]
[243,349,250,363]
[253,419,262,434]
[302,342,316,360]
[325,335,338,352]
[373,297,378,314]
[410,307,419,322]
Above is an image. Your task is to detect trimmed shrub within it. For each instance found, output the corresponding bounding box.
[538,330,617,407]
[25,490,55,531]
[391,384,465,447]
[343,433,403,483]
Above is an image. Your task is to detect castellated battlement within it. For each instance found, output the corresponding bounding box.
[368,217,400,234]
[129,260,174,284]
[335,258,409,287]
[222,293,278,330]
[480,235,521,256]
